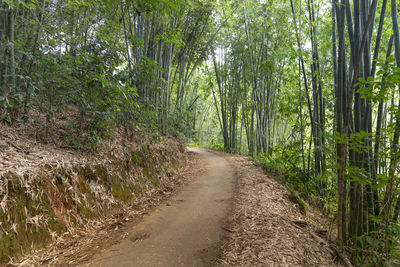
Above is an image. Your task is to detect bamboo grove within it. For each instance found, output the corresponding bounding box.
[2,0,400,265]
[196,0,400,264]
[0,0,214,143]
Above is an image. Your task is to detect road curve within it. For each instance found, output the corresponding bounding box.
[86,148,235,267]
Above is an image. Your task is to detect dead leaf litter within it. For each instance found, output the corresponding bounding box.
[215,152,344,267]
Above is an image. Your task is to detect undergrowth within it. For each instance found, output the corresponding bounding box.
[253,142,400,266]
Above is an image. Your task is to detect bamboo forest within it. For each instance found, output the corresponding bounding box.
[2,0,400,266]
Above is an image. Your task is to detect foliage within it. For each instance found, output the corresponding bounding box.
[208,136,225,152]
[353,221,400,266]
[0,0,215,148]
[189,0,400,264]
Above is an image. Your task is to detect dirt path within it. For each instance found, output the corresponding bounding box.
[10,148,343,266]
[85,148,235,267]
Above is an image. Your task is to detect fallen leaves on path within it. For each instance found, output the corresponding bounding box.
[217,152,343,267]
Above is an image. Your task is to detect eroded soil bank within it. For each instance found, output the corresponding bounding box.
[0,124,186,265]
[8,148,205,266]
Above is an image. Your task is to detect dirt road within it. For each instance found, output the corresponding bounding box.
[11,148,342,266]
[86,148,235,267]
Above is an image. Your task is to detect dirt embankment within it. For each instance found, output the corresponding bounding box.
[0,124,186,264]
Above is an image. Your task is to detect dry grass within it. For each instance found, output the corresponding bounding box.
[216,152,344,267]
